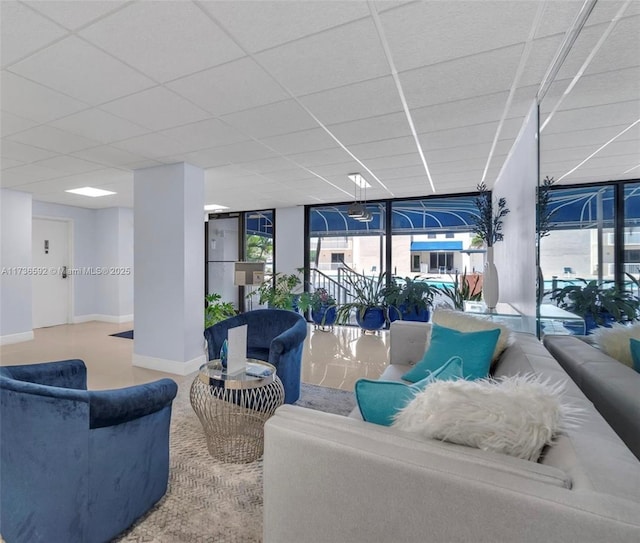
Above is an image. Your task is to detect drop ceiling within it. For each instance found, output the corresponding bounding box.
[1,0,638,211]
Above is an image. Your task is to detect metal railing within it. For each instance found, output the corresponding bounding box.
[309,267,351,305]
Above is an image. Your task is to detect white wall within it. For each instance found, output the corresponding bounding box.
[118,208,134,316]
[275,206,304,275]
[493,102,539,333]
[0,189,33,343]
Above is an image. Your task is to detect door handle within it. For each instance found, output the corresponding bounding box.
[62,266,67,279]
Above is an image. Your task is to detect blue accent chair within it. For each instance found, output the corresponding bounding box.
[204,309,307,404]
[0,359,178,543]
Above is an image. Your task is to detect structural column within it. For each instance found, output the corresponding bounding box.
[133,163,205,374]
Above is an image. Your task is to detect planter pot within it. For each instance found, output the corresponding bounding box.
[311,306,337,329]
[356,307,386,332]
[584,313,615,334]
[483,246,499,310]
[399,304,430,322]
[388,306,401,323]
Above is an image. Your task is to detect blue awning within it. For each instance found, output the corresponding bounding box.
[411,241,463,251]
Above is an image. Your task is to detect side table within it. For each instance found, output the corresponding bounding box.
[190,359,284,463]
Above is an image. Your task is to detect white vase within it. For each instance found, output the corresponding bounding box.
[483,246,499,310]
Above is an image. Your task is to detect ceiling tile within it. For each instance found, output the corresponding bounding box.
[10,36,156,105]
[71,145,150,167]
[1,158,24,170]
[111,133,191,159]
[347,136,416,159]
[0,111,38,137]
[201,0,369,53]
[167,56,289,116]
[1,71,87,123]
[1,139,57,162]
[255,18,390,96]
[177,141,277,169]
[51,108,149,143]
[380,0,538,72]
[258,128,337,155]
[220,99,317,139]
[582,16,640,77]
[160,119,249,152]
[8,125,100,154]
[419,122,498,151]
[327,112,411,145]
[79,2,245,82]
[232,156,297,174]
[399,45,523,110]
[1,1,67,67]
[286,147,349,168]
[543,100,640,135]
[34,155,103,175]
[300,76,403,125]
[100,87,211,131]
[358,152,422,171]
[26,1,128,30]
[1,163,60,187]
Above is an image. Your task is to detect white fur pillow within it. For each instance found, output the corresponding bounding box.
[432,309,513,364]
[392,374,580,461]
[591,323,640,367]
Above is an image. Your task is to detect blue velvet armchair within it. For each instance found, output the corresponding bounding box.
[0,359,178,543]
[204,309,307,404]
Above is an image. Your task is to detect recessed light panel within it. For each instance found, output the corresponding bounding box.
[347,173,371,188]
[65,187,116,197]
[204,204,230,211]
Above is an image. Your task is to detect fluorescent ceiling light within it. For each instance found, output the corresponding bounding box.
[347,173,370,188]
[65,187,116,197]
[204,204,229,211]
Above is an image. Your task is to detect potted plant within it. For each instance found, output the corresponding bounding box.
[250,271,302,311]
[335,266,390,332]
[436,269,483,311]
[299,287,337,329]
[383,275,435,322]
[551,278,639,334]
[204,293,236,328]
[472,182,510,309]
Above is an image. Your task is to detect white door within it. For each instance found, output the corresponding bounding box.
[32,219,70,328]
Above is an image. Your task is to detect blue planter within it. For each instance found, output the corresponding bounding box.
[399,305,430,322]
[356,307,386,331]
[311,306,337,327]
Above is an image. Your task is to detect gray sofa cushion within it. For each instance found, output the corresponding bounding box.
[544,334,640,461]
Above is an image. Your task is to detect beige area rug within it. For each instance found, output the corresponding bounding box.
[114,381,355,543]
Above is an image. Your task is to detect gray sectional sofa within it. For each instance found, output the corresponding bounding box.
[264,321,640,543]
[543,334,640,460]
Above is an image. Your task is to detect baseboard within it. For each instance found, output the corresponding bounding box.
[132,352,205,376]
[73,314,134,324]
[0,330,34,345]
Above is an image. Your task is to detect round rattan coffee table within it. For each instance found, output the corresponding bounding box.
[190,359,284,463]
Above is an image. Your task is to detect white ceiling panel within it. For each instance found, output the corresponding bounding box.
[258,128,337,155]
[160,119,249,152]
[1,163,59,187]
[255,18,390,96]
[178,141,278,168]
[231,156,299,175]
[419,122,499,152]
[400,45,523,110]
[1,71,87,123]
[166,57,289,117]
[1,139,56,162]
[543,100,640,135]
[534,1,583,39]
[1,158,23,169]
[327,112,412,145]
[347,136,416,159]
[50,108,149,144]
[33,155,103,176]
[9,36,156,105]
[1,1,67,67]
[220,99,317,139]
[79,2,245,82]
[71,145,150,167]
[112,133,191,159]
[542,139,640,164]
[0,111,38,137]
[26,1,128,31]
[100,87,211,132]
[361,153,422,171]
[8,125,100,154]
[201,0,369,53]
[542,123,639,152]
[379,0,538,72]
[580,17,640,78]
[286,147,349,168]
[299,76,403,125]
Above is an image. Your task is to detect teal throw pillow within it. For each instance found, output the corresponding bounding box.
[629,338,640,373]
[402,323,500,383]
[355,356,463,426]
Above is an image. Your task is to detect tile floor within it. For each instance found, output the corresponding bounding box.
[0,321,389,391]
